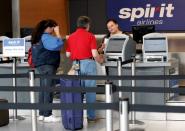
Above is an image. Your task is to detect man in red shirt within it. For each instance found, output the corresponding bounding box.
[66,16,104,121]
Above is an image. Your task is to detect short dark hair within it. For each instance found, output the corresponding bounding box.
[77,16,91,28]
[106,19,118,25]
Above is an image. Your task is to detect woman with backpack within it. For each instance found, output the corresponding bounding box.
[31,19,64,122]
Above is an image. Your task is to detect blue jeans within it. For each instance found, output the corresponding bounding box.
[73,59,97,119]
[37,65,57,117]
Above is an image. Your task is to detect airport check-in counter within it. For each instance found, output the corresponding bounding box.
[106,61,178,104]
[104,33,179,106]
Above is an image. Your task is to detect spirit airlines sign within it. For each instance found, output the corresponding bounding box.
[107,0,185,31]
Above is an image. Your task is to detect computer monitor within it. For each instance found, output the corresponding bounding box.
[25,40,31,54]
[23,35,32,54]
[0,41,2,54]
[21,27,33,37]
[105,38,126,53]
[144,38,167,53]
[132,25,155,43]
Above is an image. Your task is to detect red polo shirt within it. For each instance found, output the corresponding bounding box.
[66,28,97,60]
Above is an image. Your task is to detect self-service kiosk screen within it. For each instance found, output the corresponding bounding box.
[25,40,31,54]
[105,38,125,53]
[0,41,2,54]
[144,38,166,52]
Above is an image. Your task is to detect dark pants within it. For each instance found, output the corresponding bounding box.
[37,65,57,117]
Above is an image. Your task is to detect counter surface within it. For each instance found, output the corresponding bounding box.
[104,61,171,67]
[0,63,29,68]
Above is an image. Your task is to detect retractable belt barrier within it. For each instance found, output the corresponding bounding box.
[2,85,185,94]
[2,85,185,113]
[36,74,185,80]
[1,72,185,131]
[0,103,118,110]
[1,73,185,113]
[0,86,183,96]
[1,73,185,80]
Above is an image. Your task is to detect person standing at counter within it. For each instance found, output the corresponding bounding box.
[97,19,130,75]
[98,19,130,54]
[66,16,104,122]
[31,19,64,122]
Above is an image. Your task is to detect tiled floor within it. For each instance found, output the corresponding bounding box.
[0,117,108,131]
[1,117,185,131]
[2,95,185,131]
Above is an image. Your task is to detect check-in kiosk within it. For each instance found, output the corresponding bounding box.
[104,34,136,98]
[105,34,136,62]
[143,33,168,62]
[104,34,138,123]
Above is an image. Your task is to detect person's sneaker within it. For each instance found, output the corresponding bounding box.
[38,116,44,121]
[44,115,60,122]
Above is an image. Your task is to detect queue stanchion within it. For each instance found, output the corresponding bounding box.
[130,58,144,125]
[119,98,129,131]
[105,82,113,131]
[12,57,17,119]
[118,57,123,98]
[29,70,38,131]
[10,57,25,120]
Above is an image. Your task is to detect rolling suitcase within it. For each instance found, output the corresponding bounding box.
[0,99,9,127]
[60,79,83,130]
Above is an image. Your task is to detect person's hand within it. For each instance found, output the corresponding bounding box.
[98,54,105,64]
[101,43,105,49]
[54,26,61,38]
[98,43,105,54]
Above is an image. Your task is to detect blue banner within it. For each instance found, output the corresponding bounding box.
[107,0,185,32]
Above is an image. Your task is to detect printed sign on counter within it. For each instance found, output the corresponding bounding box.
[3,38,25,57]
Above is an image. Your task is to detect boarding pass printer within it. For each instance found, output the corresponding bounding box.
[143,33,168,62]
[104,34,136,63]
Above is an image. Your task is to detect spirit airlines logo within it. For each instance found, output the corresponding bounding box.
[119,3,175,22]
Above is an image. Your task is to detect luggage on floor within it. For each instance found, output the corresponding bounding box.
[0,99,9,127]
[60,79,83,130]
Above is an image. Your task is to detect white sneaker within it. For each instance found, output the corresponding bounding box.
[38,116,44,121]
[44,115,60,122]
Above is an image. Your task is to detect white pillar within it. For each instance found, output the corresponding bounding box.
[120,98,129,131]
[105,82,113,131]
[29,70,38,131]
[12,0,20,38]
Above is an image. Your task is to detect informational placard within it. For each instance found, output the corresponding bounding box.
[107,0,185,32]
[3,38,25,57]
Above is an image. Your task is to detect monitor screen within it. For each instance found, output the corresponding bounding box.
[25,40,31,53]
[105,38,125,53]
[20,28,33,37]
[144,38,166,52]
[0,41,2,54]
[132,25,155,43]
